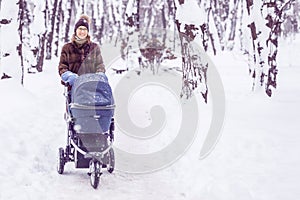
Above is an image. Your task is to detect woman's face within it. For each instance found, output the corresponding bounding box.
[76,26,88,39]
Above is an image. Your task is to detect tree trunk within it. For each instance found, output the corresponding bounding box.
[54,0,63,57]
[36,32,47,72]
[64,0,74,42]
[227,0,240,49]
[17,0,25,85]
[45,0,59,59]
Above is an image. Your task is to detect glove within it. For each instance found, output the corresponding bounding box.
[61,71,78,86]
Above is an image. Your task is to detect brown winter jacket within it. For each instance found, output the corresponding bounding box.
[58,36,105,76]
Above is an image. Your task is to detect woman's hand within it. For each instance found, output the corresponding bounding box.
[61,71,78,86]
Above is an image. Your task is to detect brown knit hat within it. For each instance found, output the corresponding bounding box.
[74,14,91,32]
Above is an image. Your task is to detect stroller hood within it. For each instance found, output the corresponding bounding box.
[71,73,114,106]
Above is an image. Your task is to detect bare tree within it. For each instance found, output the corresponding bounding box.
[45,0,59,59]
[243,0,295,96]
[64,0,74,42]
[54,0,63,57]
[16,0,31,85]
[6,0,300,97]
[33,1,48,72]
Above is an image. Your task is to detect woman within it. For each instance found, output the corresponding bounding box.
[58,14,105,86]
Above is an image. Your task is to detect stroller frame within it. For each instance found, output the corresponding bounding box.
[57,82,115,189]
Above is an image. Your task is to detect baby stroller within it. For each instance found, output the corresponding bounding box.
[57,73,115,189]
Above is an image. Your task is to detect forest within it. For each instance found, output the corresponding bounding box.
[0,0,299,101]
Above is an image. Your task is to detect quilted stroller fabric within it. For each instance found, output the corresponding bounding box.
[70,73,114,133]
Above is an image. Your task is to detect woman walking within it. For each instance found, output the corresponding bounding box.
[58,14,105,86]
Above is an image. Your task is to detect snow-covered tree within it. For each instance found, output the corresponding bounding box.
[1,0,299,99]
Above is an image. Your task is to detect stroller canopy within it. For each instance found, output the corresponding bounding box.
[71,73,114,107]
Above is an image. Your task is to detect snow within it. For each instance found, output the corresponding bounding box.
[1,39,300,199]
[175,0,206,25]
[1,2,300,200]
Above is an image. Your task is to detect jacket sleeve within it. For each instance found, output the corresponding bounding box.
[94,44,106,73]
[58,44,70,76]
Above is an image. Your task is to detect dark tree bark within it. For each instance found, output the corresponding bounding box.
[228,0,240,48]
[17,0,24,85]
[45,0,58,59]
[175,19,208,102]
[243,0,295,96]
[210,0,229,50]
[31,0,50,73]
[263,0,295,96]
[54,0,63,57]
[64,0,74,42]
[35,32,47,72]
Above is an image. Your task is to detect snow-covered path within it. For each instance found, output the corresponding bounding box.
[1,41,300,199]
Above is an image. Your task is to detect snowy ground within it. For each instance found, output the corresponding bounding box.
[0,37,300,200]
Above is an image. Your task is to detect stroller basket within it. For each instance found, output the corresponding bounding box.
[71,133,112,161]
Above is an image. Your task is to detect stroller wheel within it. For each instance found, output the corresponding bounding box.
[57,147,65,174]
[107,148,115,173]
[89,160,101,189]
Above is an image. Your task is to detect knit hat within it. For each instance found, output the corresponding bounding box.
[74,14,90,32]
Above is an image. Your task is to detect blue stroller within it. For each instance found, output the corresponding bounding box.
[57,73,115,189]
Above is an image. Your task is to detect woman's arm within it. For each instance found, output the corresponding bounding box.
[58,44,70,75]
[94,44,106,73]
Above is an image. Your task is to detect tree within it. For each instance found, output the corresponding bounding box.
[45,0,59,60]
[54,0,63,57]
[175,0,297,99]
[4,0,300,98]
[64,0,74,42]
[16,0,31,85]
[242,0,296,96]
[31,1,48,72]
